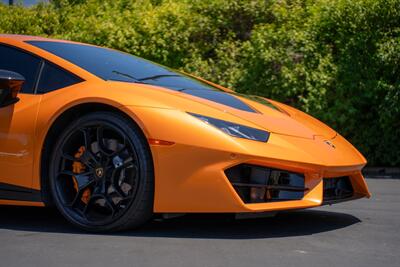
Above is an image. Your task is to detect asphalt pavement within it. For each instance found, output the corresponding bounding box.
[0,178,399,267]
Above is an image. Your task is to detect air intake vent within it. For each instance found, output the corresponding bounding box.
[323,176,353,204]
[225,164,306,203]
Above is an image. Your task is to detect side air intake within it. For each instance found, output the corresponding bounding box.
[323,176,354,204]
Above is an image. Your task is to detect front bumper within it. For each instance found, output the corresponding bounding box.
[122,106,371,213]
[150,141,370,213]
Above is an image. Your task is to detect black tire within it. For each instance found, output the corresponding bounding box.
[48,111,154,232]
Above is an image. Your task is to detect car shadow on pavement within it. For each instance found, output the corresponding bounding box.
[0,206,361,239]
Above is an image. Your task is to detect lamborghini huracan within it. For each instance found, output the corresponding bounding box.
[0,34,370,232]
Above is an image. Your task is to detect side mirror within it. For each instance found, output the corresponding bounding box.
[0,70,25,108]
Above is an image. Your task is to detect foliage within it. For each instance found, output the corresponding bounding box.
[1,0,399,165]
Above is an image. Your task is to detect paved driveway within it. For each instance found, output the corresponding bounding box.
[0,179,399,267]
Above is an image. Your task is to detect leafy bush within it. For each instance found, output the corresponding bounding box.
[1,0,399,166]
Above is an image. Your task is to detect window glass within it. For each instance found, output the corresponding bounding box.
[27,41,256,112]
[28,41,202,84]
[37,61,82,94]
[0,44,41,93]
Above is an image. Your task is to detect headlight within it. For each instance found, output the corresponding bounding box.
[188,113,270,142]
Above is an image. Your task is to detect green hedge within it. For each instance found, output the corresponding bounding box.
[1,0,399,166]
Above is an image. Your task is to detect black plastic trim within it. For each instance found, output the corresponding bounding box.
[33,59,45,94]
[0,182,42,202]
[231,183,308,192]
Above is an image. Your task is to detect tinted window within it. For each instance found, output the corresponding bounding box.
[27,41,256,112]
[37,61,82,94]
[0,44,41,93]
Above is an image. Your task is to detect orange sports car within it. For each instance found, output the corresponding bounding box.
[0,34,370,232]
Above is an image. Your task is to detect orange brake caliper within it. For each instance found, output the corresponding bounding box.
[72,146,91,204]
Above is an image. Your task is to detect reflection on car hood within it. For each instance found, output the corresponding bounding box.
[175,88,336,140]
[182,89,255,113]
[108,81,337,140]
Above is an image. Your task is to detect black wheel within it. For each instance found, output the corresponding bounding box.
[49,112,154,232]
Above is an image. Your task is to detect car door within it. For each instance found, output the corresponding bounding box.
[0,43,42,194]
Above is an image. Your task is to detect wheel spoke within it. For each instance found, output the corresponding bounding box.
[82,150,98,167]
[119,157,137,170]
[67,179,94,207]
[82,194,101,218]
[61,153,77,162]
[110,160,137,184]
[78,127,101,165]
[58,170,92,179]
[80,128,92,149]
[104,195,117,217]
[59,170,78,177]
[96,126,110,155]
[74,172,94,190]
[112,135,127,156]
[110,146,125,157]
[113,183,127,199]
[61,153,92,168]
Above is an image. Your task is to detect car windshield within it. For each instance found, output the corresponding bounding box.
[27,40,256,113]
[27,41,219,91]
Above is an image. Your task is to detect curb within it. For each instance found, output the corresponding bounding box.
[363,167,400,179]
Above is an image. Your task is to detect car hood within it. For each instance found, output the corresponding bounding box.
[108,81,337,140]
[227,95,336,139]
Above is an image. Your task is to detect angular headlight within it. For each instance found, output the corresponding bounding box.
[189,113,270,142]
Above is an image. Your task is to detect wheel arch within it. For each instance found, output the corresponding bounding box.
[39,102,152,206]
